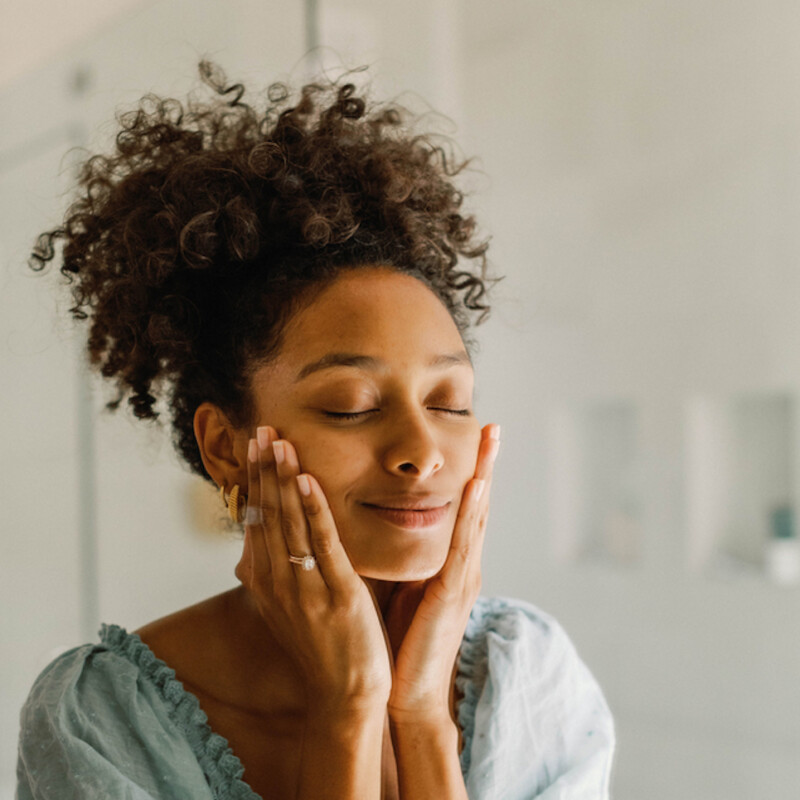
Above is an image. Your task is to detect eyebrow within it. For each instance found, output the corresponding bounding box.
[294,350,473,382]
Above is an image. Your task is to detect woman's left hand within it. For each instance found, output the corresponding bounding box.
[385,423,501,724]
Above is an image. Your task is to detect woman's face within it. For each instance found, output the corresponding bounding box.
[247,266,482,581]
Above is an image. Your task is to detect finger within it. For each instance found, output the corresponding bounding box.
[476,435,499,515]
[243,436,273,585]
[484,422,501,442]
[255,426,292,586]
[474,424,501,482]
[272,439,325,589]
[295,472,359,597]
[477,426,500,524]
[441,477,486,589]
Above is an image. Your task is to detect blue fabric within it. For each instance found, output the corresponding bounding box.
[457,597,615,799]
[17,596,615,799]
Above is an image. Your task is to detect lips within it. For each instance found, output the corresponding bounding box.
[362,501,451,529]
[361,494,450,510]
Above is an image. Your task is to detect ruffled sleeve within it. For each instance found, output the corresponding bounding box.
[16,625,259,800]
[456,596,616,799]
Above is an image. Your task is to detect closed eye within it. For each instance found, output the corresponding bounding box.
[323,410,378,421]
[323,408,471,421]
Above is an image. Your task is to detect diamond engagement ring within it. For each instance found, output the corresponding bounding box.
[288,554,317,571]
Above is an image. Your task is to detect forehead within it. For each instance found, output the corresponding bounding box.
[278,268,466,366]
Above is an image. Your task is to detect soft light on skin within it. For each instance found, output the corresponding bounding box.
[244,265,482,582]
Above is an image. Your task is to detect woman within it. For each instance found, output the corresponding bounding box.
[17,63,615,799]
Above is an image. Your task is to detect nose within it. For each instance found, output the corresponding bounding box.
[381,408,445,480]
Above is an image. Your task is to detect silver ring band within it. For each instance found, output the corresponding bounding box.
[288,554,317,571]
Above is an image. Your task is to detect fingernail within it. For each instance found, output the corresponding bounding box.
[248,439,258,463]
[272,440,285,464]
[488,424,501,441]
[296,474,311,496]
[257,426,272,450]
[474,479,486,501]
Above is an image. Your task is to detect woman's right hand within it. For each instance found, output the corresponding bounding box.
[235,425,392,718]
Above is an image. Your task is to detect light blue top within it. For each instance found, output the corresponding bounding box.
[16,596,615,799]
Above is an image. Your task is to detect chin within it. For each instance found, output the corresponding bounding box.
[353,552,448,582]
[339,516,455,582]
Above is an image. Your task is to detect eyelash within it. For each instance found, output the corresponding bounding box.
[324,408,471,421]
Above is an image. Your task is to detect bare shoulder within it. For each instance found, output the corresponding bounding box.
[133,589,309,797]
[134,589,233,639]
[133,588,242,697]
[133,587,303,717]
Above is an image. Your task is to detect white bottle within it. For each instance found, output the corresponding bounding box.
[766,505,800,585]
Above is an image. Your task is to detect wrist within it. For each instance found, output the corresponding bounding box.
[388,690,454,727]
[307,699,387,730]
[389,712,464,791]
[299,701,386,799]
[388,706,457,736]
[305,679,390,721]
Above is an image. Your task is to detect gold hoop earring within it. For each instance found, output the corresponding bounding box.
[219,483,246,524]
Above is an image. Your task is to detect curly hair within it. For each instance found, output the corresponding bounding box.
[30,62,495,481]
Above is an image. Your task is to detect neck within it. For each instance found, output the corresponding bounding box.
[364,578,401,617]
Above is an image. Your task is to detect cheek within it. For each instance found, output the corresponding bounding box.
[451,420,483,480]
[292,433,367,506]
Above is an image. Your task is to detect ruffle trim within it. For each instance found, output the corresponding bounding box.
[456,595,506,777]
[99,624,260,800]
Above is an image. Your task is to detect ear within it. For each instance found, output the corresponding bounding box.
[194,402,248,490]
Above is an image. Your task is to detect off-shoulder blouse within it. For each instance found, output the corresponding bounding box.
[16,596,615,799]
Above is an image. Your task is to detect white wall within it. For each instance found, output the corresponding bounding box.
[0,0,152,86]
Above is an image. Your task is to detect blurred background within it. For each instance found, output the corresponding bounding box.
[3,1,800,797]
